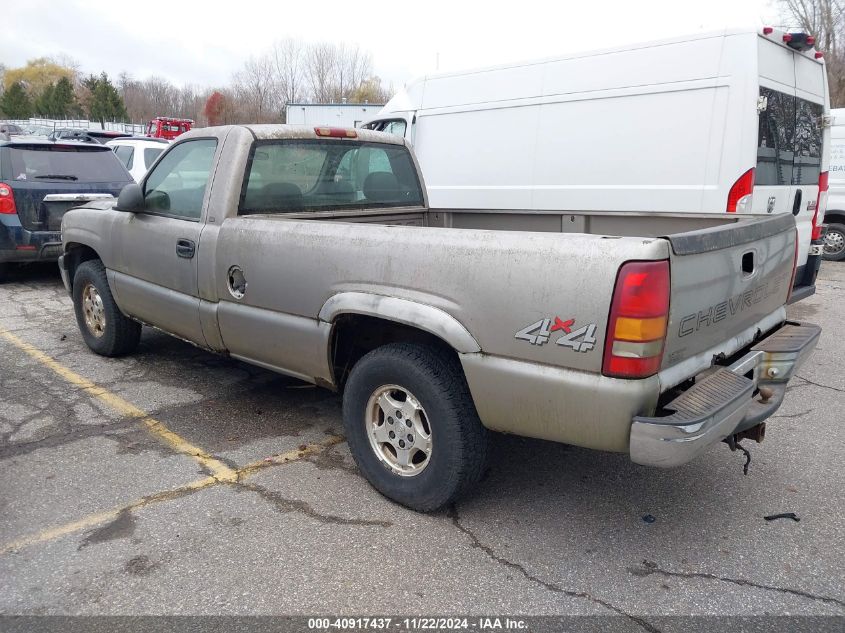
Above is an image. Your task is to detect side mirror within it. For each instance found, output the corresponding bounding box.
[115,183,144,212]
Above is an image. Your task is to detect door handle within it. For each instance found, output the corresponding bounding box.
[176,238,195,259]
[792,189,803,216]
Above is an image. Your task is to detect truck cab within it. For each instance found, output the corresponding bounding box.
[146,117,193,141]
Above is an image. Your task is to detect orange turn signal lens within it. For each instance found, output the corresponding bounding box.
[614,316,667,342]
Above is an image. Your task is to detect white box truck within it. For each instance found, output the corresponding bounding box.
[365,27,831,300]
[822,108,845,260]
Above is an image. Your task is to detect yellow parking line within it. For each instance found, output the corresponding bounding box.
[1,477,218,555]
[0,437,345,555]
[0,327,237,482]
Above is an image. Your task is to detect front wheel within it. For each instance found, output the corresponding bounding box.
[342,343,490,512]
[72,260,141,356]
[822,223,845,262]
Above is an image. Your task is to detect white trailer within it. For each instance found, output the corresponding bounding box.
[285,103,384,128]
[365,27,831,301]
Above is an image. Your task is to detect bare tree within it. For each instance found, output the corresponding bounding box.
[233,54,279,122]
[305,42,338,103]
[271,38,306,110]
[777,0,845,106]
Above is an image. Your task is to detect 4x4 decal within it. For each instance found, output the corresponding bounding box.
[515,317,597,353]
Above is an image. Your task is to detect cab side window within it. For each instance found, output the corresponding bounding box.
[143,139,217,220]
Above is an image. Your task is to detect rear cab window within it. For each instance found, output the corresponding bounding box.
[3,144,130,182]
[238,139,423,214]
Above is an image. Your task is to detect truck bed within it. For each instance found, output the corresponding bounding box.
[270,206,750,239]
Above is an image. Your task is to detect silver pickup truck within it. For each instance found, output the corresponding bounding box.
[59,125,820,511]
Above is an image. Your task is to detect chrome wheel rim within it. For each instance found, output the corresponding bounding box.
[823,229,845,256]
[365,384,432,477]
[81,283,106,338]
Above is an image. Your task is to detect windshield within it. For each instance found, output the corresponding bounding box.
[6,146,130,182]
[239,139,423,214]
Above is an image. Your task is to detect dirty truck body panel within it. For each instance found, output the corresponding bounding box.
[61,124,819,468]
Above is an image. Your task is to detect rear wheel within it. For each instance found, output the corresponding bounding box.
[342,343,490,512]
[823,223,845,261]
[0,263,8,283]
[72,260,141,356]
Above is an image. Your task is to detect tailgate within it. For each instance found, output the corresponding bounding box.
[661,214,796,380]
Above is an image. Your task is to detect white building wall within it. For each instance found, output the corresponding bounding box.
[285,103,384,128]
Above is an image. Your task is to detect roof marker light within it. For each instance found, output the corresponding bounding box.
[783,33,793,42]
[763,27,773,35]
[815,51,824,59]
[314,127,357,138]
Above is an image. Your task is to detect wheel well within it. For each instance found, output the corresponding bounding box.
[330,314,457,388]
[64,243,101,291]
[823,211,845,225]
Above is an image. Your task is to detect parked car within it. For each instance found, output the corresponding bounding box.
[59,124,819,511]
[106,137,169,182]
[365,27,830,302]
[20,124,54,137]
[0,138,133,280]
[822,108,845,261]
[48,129,132,144]
[0,123,24,136]
[146,117,192,140]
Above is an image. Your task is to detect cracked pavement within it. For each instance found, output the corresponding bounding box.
[0,262,843,620]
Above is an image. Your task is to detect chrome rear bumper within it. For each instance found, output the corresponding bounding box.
[630,322,820,468]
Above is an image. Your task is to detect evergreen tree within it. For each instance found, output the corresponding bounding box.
[0,82,32,119]
[86,72,128,124]
[52,76,78,117]
[36,83,55,116]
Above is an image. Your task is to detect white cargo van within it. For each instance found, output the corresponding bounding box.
[365,27,830,300]
[822,108,845,260]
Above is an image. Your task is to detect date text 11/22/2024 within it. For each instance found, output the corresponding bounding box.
[307,617,529,631]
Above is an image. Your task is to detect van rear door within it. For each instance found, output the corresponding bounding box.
[752,37,826,287]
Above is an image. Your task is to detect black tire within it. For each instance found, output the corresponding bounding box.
[0,262,8,283]
[822,222,845,262]
[72,260,141,356]
[342,343,490,511]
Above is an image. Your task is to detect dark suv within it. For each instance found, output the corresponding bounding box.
[0,139,133,279]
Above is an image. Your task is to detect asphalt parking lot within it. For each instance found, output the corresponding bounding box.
[0,262,843,622]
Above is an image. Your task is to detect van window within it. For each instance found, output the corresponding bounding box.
[792,98,823,185]
[756,88,824,187]
[365,119,407,137]
[239,139,423,214]
[756,88,794,186]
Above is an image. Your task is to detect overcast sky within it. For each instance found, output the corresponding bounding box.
[3,0,783,91]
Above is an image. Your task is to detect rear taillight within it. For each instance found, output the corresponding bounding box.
[812,171,829,240]
[602,260,670,379]
[727,168,755,212]
[0,182,17,215]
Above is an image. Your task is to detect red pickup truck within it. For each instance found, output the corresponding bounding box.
[145,117,192,140]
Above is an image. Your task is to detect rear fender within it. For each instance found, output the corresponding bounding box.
[318,292,480,354]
